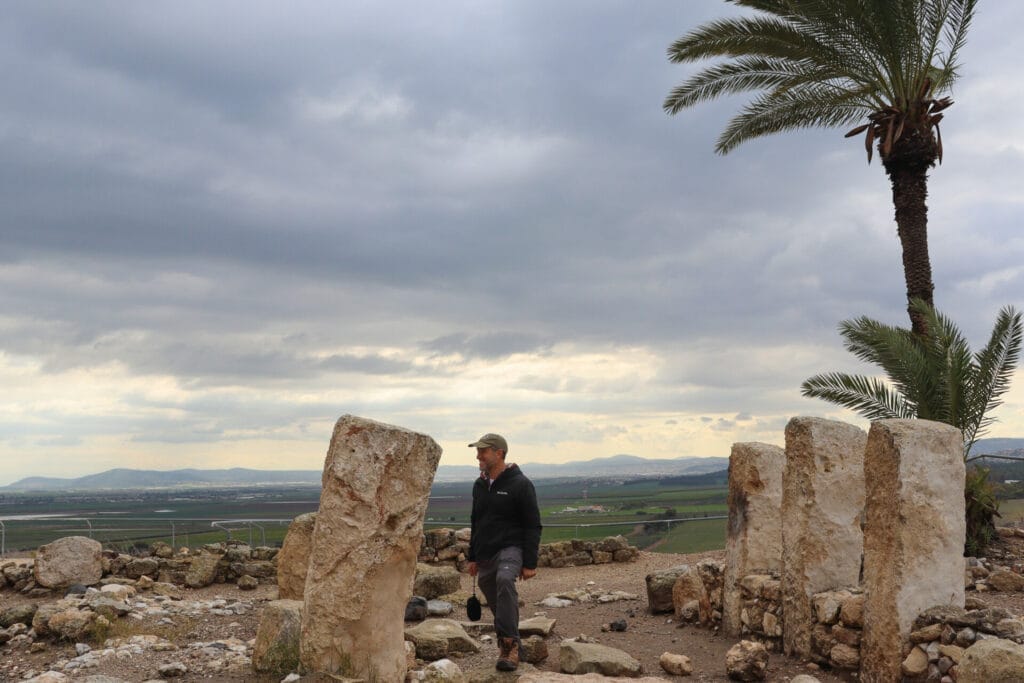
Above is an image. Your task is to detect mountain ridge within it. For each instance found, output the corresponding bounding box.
[1,454,728,491]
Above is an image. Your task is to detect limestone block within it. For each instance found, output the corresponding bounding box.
[723,442,784,637]
[253,600,303,674]
[958,637,1024,682]
[781,417,866,658]
[558,640,642,676]
[404,619,479,660]
[33,536,103,589]
[299,415,442,680]
[276,512,316,600]
[987,569,1024,592]
[185,552,222,588]
[861,420,965,683]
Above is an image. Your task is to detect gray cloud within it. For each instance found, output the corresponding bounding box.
[1,1,1022,482]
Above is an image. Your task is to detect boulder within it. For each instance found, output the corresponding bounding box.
[559,640,642,676]
[725,640,768,681]
[0,603,38,628]
[48,608,98,641]
[185,552,222,588]
[404,619,480,660]
[987,569,1024,592]
[422,658,466,682]
[415,563,463,600]
[299,415,442,680]
[33,537,103,589]
[252,599,303,674]
[645,564,691,614]
[276,512,317,600]
[958,637,1024,682]
[125,557,159,579]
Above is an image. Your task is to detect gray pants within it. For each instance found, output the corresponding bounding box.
[477,546,523,642]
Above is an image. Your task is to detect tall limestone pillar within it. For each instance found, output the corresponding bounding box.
[299,415,442,680]
[861,419,965,683]
[722,442,784,637]
[781,417,867,658]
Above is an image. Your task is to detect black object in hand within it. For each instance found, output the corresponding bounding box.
[466,593,482,621]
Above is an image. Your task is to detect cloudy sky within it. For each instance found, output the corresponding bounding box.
[2,2,1022,485]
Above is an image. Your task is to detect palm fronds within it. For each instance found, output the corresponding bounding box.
[801,300,1023,459]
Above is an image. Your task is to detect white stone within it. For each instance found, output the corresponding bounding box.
[299,416,442,680]
[861,420,965,683]
[781,417,866,658]
[723,442,784,637]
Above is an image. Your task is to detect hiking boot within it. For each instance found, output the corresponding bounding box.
[496,636,519,671]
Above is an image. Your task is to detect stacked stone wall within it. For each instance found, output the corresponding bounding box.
[415,529,640,569]
[733,573,783,651]
[807,588,864,671]
[900,604,1024,681]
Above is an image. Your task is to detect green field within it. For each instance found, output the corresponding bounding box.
[999,498,1024,524]
[1,475,728,556]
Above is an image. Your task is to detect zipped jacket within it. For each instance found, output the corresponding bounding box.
[468,463,543,569]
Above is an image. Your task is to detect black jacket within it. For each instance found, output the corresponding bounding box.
[469,464,542,569]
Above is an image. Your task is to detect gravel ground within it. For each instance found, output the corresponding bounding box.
[4,540,1024,681]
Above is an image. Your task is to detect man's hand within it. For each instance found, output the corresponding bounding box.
[520,567,536,581]
[467,561,478,577]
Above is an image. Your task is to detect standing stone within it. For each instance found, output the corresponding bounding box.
[723,442,784,637]
[781,417,866,659]
[299,415,442,680]
[276,512,317,600]
[861,419,965,683]
[33,537,103,589]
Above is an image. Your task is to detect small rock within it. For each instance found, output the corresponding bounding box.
[157,662,188,677]
[725,640,768,681]
[609,619,627,632]
[660,651,693,676]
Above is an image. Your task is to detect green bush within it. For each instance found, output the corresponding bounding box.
[965,466,1000,556]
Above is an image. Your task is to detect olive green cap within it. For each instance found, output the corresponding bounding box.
[468,433,508,452]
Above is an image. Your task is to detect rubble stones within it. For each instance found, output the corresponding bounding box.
[725,639,769,681]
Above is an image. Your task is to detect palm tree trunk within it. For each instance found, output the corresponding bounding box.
[883,132,937,337]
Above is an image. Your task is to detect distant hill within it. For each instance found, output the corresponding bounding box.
[1,454,728,491]
[972,437,1024,455]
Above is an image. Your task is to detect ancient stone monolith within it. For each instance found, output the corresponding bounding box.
[299,415,442,680]
[860,419,965,683]
[276,512,316,600]
[781,417,866,659]
[33,536,103,589]
[723,442,784,637]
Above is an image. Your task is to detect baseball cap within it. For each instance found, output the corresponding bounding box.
[468,433,508,452]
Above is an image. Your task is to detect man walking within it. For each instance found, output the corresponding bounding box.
[467,433,542,672]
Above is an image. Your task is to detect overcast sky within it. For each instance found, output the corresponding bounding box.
[2,2,1022,485]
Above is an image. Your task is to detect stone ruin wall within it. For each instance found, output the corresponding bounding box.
[712,416,972,680]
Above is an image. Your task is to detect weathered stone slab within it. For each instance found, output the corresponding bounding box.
[558,640,642,676]
[253,599,303,674]
[299,415,442,680]
[414,563,462,599]
[33,536,103,589]
[723,442,784,637]
[861,419,965,683]
[958,637,1024,682]
[277,512,317,601]
[781,417,866,658]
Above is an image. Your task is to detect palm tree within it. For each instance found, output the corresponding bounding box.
[800,300,1022,460]
[664,0,978,336]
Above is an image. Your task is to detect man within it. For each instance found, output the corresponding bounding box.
[467,433,542,672]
